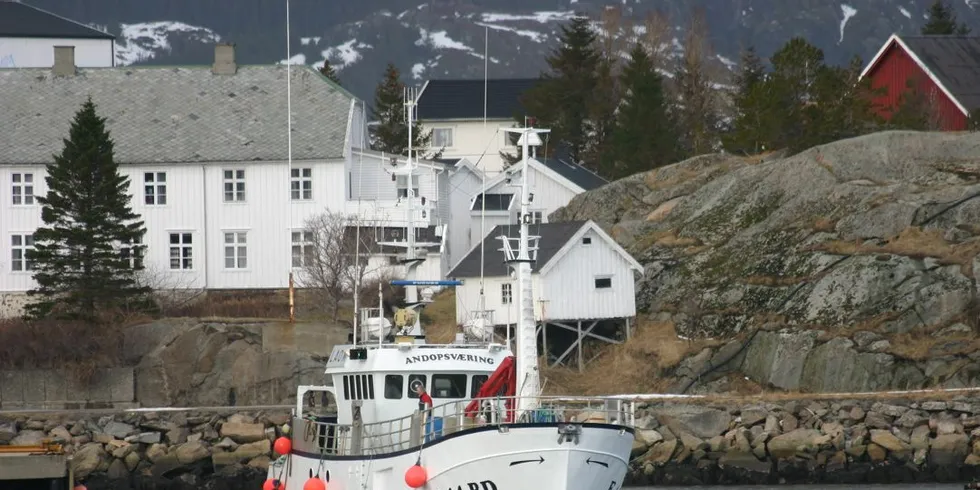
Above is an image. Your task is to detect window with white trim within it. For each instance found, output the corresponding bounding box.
[291,168,312,200]
[121,236,144,269]
[432,128,453,147]
[594,276,612,289]
[291,230,313,268]
[169,232,193,270]
[224,231,248,269]
[144,172,167,205]
[501,283,513,304]
[10,234,34,272]
[582,237,592,245]
[223,169,246,202]
[396,175,419,198]
[12,173,34,205]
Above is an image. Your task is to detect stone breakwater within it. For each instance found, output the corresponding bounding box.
[625,396,980,486]
[0,408,291,490]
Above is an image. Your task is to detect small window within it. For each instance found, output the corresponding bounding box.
[407,374,427,398]
[169,232,193,270]
[224,231,247,269]
[471,375,489,398]
[582,237,592,245]
[144,172,167,205]
[595,277,612,289]
[10,234,35,272]
[343,374,375,400]
[501,283,513,305]
[121,236,144,269]
[433,128,453,147]
[223,169,246,202]
[432,374,467,398]
[291,167,312,200]
[396,175,419,198]
[291,230,313,268]
[384,374,404,399]
[12,173,34,205]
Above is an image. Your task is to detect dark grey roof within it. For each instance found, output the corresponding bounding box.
[447,221,587,278]
[471,193,513,211]
[0,1,114,39]
[0,65,353,164]
[896,36,980,111]
[538,157,608,191]
[417,78,540,121]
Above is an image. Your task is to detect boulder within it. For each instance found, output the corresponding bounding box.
[71,443,108,479]
[221,422,267,443]
[767,429,822,459]
[175,440,211,464]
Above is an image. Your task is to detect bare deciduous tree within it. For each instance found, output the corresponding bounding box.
[674,7,723,156]
[298,210,388,321]
[641,9,673,74]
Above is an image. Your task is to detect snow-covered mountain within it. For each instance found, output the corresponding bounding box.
[23,0,980,103]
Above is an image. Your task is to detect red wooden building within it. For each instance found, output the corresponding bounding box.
[859,34,980,130]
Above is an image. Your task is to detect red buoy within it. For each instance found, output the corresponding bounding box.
[74,486,87,490]
[303,477,327,490]
[405,465,427,488]
[263,479,282,490]
[274,436,292,455]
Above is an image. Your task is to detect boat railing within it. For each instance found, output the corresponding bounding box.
[292,396,636,457]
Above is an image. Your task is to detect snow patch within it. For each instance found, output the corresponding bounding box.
[839,5,857,44]
[278,53,306,65]
[416,29,474,52]
[412,63,426,79]
[475,22,546,42]
[480,11,575,24]
[322,39,373,70]
[716,54,737,70]
[899,6,911,18]
[114,21,221,65]
[300,37,321,46]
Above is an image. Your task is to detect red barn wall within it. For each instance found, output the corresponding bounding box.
[866,42,968,131]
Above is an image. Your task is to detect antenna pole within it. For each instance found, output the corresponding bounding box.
[285,0,295,324]
[404,86,420,333]
[483,25,488,129]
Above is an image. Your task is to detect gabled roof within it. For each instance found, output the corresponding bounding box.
[417,78,540,121]
[0,1,114,39]
[0,65,353,164]
[860,34,980,116]
[447,220,642,279]
[538,157,607,191]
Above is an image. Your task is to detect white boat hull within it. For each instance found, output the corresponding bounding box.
[268,423,634,490]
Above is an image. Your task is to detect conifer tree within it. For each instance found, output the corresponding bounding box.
[767,37,826,151]
[606,43,678,179]
[674,8,720,157]
[922,0,970,35]
[723,46,775,155]
[319,62,342,86]
[370,62,432,157]
[26,98,150,322]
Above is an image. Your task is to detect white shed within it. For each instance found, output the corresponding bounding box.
[447,220,643,369]
[0,1,115,68]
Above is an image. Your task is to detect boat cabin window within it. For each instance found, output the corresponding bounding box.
[471,375,489,398]
[432,374,467,399]
[384,374,403,399]
[342,374,375,400]
[407,374,427,398]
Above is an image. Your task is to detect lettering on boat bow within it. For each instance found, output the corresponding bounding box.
[449,481,497,490]
[405,354,496,365]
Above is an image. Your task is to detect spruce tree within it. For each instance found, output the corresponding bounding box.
[370,62,432,157]
[606,43,678,179]
[319,62,342,86]
[767,37,826,152]
[26,98,150,322]
[922,0,970,35]
[723,46,775,155]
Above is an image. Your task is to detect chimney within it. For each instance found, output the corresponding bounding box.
[212,43,237,75]
[52,46,76,77]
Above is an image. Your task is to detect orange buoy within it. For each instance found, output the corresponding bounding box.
[303,477,327,490]
[274,436,292,455]
[74,486,87,490]
[263,479,282,490]
[405,464,427,488]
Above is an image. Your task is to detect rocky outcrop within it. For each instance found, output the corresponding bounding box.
[0,409,288,489]
[627,395,980,485]
[552,131,980,392]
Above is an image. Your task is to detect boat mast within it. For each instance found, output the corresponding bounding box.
[401,86,423,336]
[501,123,549,415]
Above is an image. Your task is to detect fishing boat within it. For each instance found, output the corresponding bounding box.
[265,85,636,490]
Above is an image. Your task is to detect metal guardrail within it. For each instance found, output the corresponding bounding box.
[293,396,636,457]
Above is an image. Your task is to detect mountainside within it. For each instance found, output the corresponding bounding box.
[23,0,980,103]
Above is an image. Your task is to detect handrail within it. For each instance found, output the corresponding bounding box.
[295,395,636,456]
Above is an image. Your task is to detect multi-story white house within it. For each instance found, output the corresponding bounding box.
[0,43,447,316]
[415,79,540,176]
[0,0,115,68]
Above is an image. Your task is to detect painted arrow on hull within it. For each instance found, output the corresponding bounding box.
[586,457,609,468]
[509,456,545,466]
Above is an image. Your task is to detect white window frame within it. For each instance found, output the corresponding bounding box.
[12,172,35,206]
[432,127,454,148]
[121,235,145,269]
[10,233,34,272]
[291,167,313,200]
[223,169,246,202]
[291,230,313,268]
[143,171,167,205]
[594,275,613,290]
[396,175,419,199]
[169,232,193,270]
[224,231,248,269]
[501,283,513,305]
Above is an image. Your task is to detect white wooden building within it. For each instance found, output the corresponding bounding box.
[0,1,115,68]
[0,43,446,316]
[447,220,643,369]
